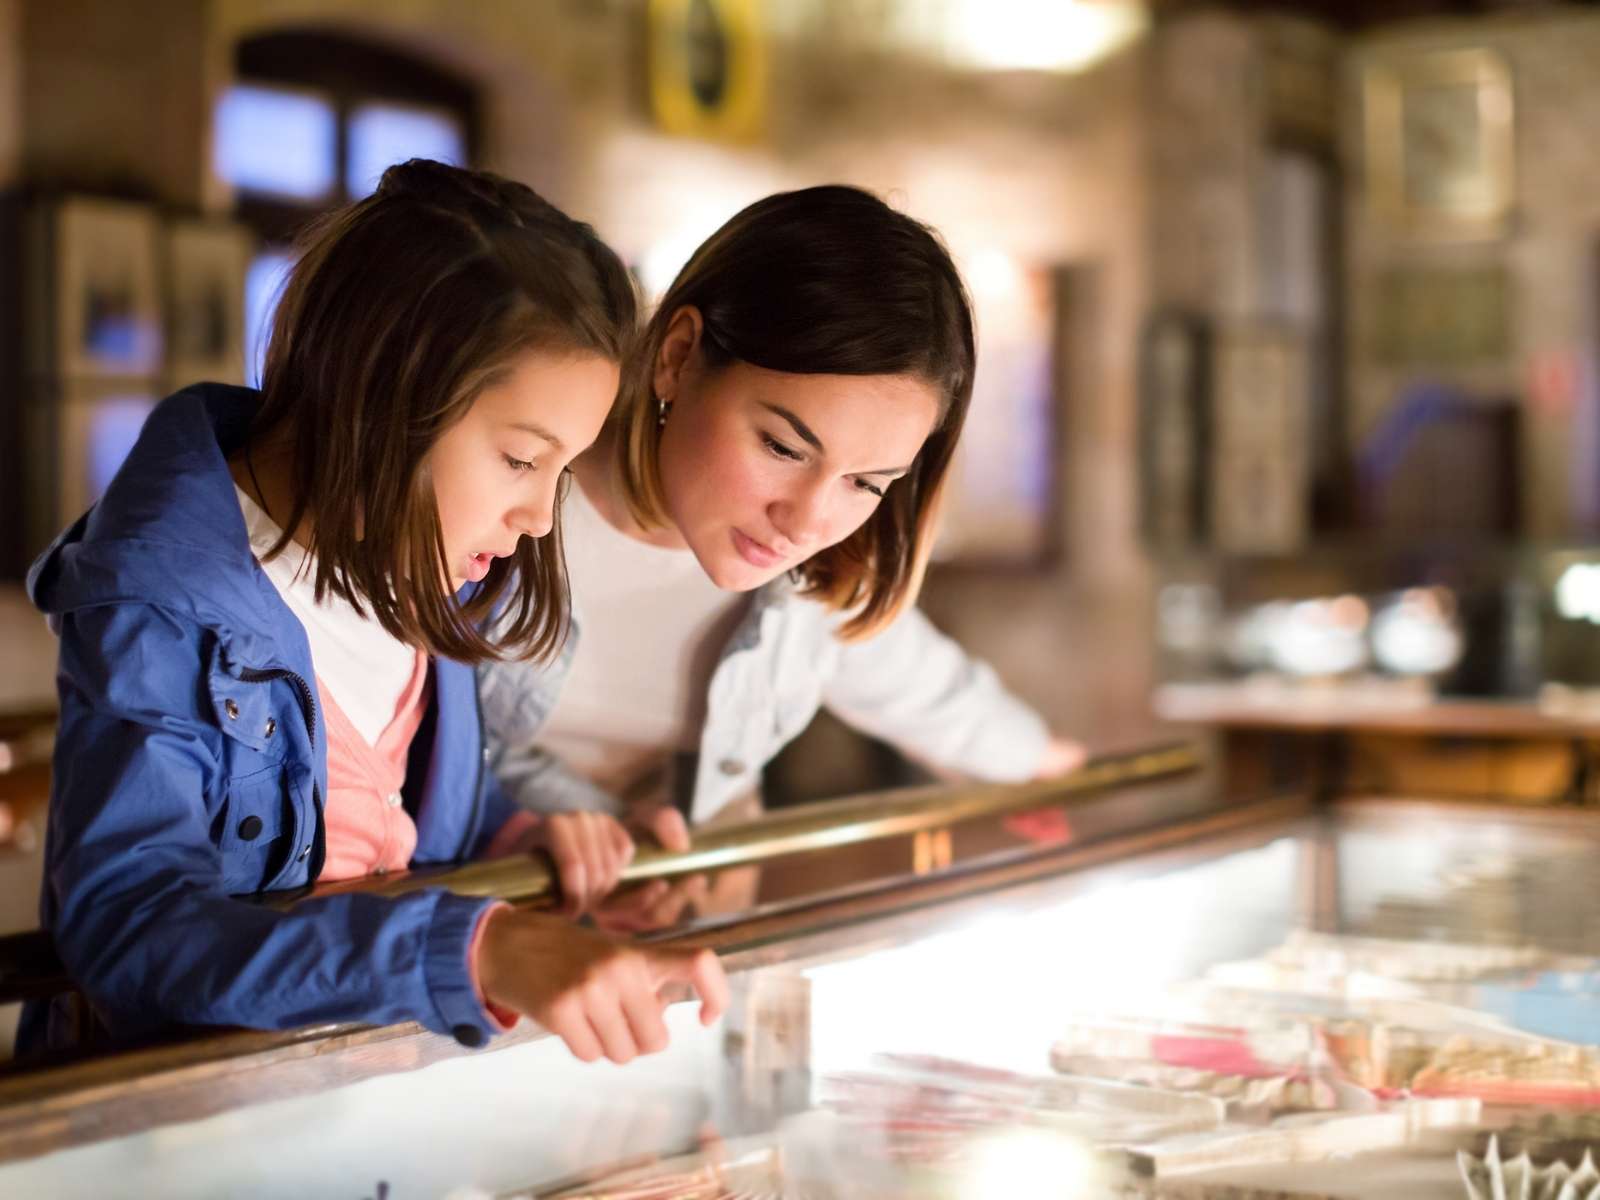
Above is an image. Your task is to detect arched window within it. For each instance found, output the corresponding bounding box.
[213,31,479,382]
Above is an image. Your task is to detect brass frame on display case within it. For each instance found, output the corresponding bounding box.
[0,743,1217,1163]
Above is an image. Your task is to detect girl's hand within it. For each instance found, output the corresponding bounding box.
[508,812,636,917]
[589,803,704,935]
[628,804,691,853]
[476,908,729,1064]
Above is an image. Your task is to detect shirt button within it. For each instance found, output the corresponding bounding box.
[264,717,276,738]
[453,1023,487,1049]
[386,792,403,808]
[718,758,744,777]
[237,815,263,840]
[297,844,311,861]
[224,698,240,720]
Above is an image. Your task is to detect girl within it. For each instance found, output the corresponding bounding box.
[479,185,1086,919]
[23,161,726,1066]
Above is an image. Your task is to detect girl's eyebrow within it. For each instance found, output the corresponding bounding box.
[759,402,911,476]
[508,421,565,452]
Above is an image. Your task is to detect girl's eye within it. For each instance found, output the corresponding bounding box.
[854,478,886,499]
[762,434,804,463]
[504,454,535,473]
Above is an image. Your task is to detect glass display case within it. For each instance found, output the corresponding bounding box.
[0,753,1597,1198]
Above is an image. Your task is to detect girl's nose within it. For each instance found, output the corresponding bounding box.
[510,498,553,540]
[512,470,568,540]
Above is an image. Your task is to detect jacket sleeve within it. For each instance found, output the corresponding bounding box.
[477,648,623,817]
[821,605,1050,782]
[489,740,624,817]
[47,603,503,1044]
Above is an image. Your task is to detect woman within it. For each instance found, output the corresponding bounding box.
[477,185,1085,916]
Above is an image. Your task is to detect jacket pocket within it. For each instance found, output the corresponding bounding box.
[217,768,293,894]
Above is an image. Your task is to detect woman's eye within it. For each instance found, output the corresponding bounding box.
[854,478,886,499]
[762,434,804,463]
[504,454,535,473]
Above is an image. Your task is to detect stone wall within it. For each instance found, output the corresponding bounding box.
[1344,10,1600,539]
[18,0,209,205]
[0,0,19,188]
[199,0,1155,738]
[0,0,1155,736]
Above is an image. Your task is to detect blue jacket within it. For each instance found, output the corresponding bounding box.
[21,384,514,1055]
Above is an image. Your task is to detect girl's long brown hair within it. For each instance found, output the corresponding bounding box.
[614,185,975,639]
[253,159,636,663]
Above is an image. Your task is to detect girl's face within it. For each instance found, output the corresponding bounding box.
[655,318,940,592]
[429,349,618,588]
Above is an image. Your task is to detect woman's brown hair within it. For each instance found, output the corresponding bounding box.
[614,185,975,639]
[251,159,637,663]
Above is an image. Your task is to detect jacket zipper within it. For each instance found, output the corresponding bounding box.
[238,666,322,879]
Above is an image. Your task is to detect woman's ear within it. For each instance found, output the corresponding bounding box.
[653,305,704,404]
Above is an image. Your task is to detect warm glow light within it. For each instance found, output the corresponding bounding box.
[897,0,1148,73]
[960,1128,1105,1199]
[965,249,1024,301]
[1556,562,1600,624]
[804,840,1298,1075]
[637,230,710,300]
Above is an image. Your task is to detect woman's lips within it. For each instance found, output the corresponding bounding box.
[463,552,494,583]
[731,528,784,570]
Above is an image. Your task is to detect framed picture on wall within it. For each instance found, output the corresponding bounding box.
[933,257,1062,570]
[647,0,766,142]
[1138,309,1211,550]
[1209,325,1311,555]
[1362,47,1515,241]
[165,219,254,386]
[21,380,157,555]
[36,197,164,378]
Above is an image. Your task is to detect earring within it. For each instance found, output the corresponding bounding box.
[656,394,671,428]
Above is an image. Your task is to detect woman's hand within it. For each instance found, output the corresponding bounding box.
[1035,735,1088,778]
[1005,734,1089,847]
[476,908,729,1064]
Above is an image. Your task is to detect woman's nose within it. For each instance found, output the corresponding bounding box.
[771,480,831,550]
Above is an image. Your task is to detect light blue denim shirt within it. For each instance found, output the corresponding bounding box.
[478,576,1050,826]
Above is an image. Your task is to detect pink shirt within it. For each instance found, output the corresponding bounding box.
[317,651,530,1029]
[317,650,429,881]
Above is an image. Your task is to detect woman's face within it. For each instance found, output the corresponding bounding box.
[429,348,618,589]
[655,318,941,592]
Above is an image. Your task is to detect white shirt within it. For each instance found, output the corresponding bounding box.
[538,479,744,807]
[234,485,415,747]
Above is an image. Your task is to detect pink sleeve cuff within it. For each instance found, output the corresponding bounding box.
[468,900,520,1032]
[483,810,542,860]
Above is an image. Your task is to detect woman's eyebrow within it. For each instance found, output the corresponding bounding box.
[760,402,911,475]
[760,402,824,452]
[508,421,565,452]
